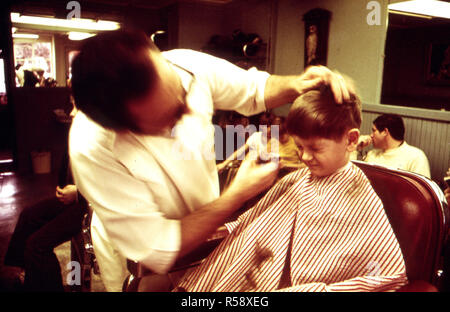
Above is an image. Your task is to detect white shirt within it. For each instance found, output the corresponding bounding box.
[69,49,269,274]
[364,141,431,179]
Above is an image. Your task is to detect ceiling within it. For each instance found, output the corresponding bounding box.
[10,0,450,33]
[10,0,235,20]
[9,0,237,37]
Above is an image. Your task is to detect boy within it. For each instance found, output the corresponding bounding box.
[174,86,407,292]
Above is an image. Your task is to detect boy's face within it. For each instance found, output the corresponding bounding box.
[292,130,359,177]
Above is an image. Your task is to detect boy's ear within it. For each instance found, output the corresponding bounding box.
[346,128,360,152]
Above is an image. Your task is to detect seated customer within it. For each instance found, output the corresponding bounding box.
[2,108,88,292]
[174,84,407,292]
[358,114,430,178]
[444,168,450,204]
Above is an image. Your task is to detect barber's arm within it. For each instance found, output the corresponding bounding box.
[264,66,354,109]
[179,154,279,259]
[217,143,249,173]
[187,50,352,115]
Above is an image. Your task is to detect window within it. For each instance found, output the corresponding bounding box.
[13,36,54,87]
[381,13,450,111]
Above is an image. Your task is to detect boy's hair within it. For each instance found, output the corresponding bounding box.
[373,114,405,141]
[71,28,159,131]
[286,85,361,140]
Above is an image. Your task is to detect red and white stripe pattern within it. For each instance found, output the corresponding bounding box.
[175,163,407,292]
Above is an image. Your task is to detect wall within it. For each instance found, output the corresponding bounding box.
[175,0,274,65]
[272,0,388,115]
[223,0,274,41]
[53,34,80,86]
[176,2,227,50]
[12,87,72,175]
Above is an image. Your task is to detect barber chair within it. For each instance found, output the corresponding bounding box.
[123,161,449,292]
[352,160,449,291]
[70,203,100,292]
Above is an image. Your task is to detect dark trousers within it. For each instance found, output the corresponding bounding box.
[4,197,86,292]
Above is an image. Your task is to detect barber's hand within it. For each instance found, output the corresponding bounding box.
[226,151,279,202]
[56,185,78,205]
[296,66,354,104]
[357,135,372,151]
[217,161,227,173]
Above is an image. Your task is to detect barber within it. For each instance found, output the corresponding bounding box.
[69,29,352,284]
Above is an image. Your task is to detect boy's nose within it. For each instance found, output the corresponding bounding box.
[302,151,313,162]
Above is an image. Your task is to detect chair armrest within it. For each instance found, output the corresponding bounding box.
[397,280,438,292]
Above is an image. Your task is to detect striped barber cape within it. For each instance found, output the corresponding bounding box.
[175,162,408,292]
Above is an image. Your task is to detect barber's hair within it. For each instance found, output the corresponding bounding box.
[286,84,361,140]
[71,29,159,130]
[373,114,405,141]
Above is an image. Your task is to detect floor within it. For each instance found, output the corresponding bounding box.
[0,156,105,292]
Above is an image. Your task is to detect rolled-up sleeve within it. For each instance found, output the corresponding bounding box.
[164,49,269,116]
[209,65,269,116]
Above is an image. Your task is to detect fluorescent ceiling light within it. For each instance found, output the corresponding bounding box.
[388,0,450,19]
[10,13,120,31]
[68,32,96,40]
[12,33,39,39]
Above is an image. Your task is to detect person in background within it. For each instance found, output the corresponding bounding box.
[2,107,88,292]
[444,168,450,204]
[443,167,450,292]
[271,115,306,174]
[357,114,431,178]
[217,115,304,174]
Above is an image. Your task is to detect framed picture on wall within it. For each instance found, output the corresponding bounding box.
[425,43,450,86]
[302,8,331,69]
